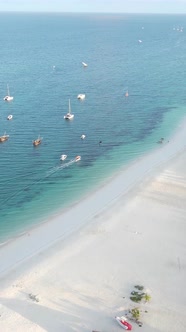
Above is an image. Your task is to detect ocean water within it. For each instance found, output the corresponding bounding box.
[0,13,186,243]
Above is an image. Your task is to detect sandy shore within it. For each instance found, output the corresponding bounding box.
[0,119,186,331]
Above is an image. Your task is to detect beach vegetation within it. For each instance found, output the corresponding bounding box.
[130,285,151,303]
[130,307,140,320]
[130,291,144,302]
[130,294,143,302]
[130,284,151,309]
[130,291,151,303]
[28,293,39,302]
[134,285,144,291]
[143,293,151,302]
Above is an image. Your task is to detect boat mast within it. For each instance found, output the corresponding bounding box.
[69,99,71,114]
[7,84,10,96]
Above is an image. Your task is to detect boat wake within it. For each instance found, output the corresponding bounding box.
[0,158,80,207]
[46,158,77,177]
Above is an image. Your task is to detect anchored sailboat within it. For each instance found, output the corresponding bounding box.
[0,132,9,142]
[4,84,14,101]
[64,99,74,120]
[33,135,43,146]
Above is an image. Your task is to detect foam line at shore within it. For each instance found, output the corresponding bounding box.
[0,117,186,277]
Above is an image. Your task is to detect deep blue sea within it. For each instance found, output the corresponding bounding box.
[0,13,186,243]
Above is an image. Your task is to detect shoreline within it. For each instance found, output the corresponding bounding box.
[0,108,184,246]
[0,117,186,331]
[0,116,186,276]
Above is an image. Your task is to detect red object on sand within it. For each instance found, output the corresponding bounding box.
[115,316,132,330]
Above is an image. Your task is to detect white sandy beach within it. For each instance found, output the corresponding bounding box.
[0,119,186,332]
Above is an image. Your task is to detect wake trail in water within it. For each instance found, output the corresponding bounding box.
[46,159,76,176]
[0,159,78,206]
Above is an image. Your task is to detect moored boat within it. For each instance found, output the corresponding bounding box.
[4,84,14,101]
[0,132,9,142]
[77,94,85,100]
[7,114,13,120]
[64,99,74,120]
[33,135,42,146]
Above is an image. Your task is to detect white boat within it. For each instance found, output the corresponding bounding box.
[82,62,88,67]
[7,114,13,120]
[81,134,86,139]
[115,316,132,330]
[4,84,14,101]
[77,94,85,100]
[75,155,81,162]
[125,90,129,97]
[60,154,67,161]
[138,39,142,43]
[64,99,74,120]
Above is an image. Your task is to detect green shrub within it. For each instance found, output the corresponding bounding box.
[130,289,145,302]
[130,307,140,320]
[134,285,144,291]
[130,294,143,303]
[143,293,151,302]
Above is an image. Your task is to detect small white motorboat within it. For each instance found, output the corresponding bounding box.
[115,316,132,330]
[82,62,88,67]
[138,39,142,43]
[77,94,85,100]
[75,156,81,162]
[60,154,67,161]
[81,134,86,139]
[7,114,13,120]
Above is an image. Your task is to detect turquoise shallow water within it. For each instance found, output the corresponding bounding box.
[0,13,186,242]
